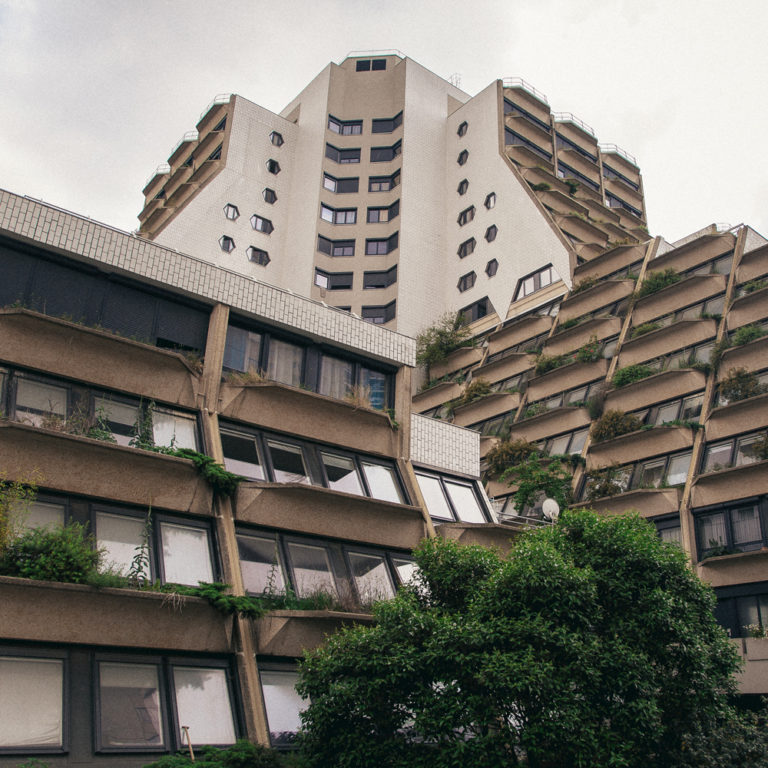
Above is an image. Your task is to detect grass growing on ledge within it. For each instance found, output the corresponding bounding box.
[591,410,644,443]
[637,268,680,298]
[612,363,655,388]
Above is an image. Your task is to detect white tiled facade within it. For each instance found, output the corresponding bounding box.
[410,412,480,477]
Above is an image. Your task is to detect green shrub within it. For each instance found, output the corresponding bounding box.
[637,268,680,298]
[535,353,571,375]
[584,465,627,500]
[416,312,472,374]
[500,453,572,512]
[530,182,551,191]
[732,324,766,347]
[485,439,539,479]
[591,410,644,443]
[719,368,768,403]
[612,363,654,388]
[0,472,39,552]
[564,179,580,195]
[524,401,548,419]
[458,379,492,406]
[142,739,294,767]
[171,449,244,497]
[575,335,601,363]
[742,279,767,294]
[558,316,582,331]
[571,275,598,294]
[0,522,100,583]
[631,322,661,338]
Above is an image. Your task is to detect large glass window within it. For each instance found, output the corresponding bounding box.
[696,501,766,560]
[237,534,286,595]
[362,462,404,504]
[287,542,337,597]
[348,551,395,602]
[15,377,67,427]
[266,339,304,388]
[220,430,265,480]
[415,471,489,523]
[266,440,310,485]
[701,430,768,473]
[172,667,236,745]
[321,452,364,496]
[160,523,213,585]
[259,669,307,747]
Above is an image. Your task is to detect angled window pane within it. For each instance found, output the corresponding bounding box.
[96,512,147,576]
[392,557,418,586]
[415,473,453,519]
[223,326,262,372]
[237,534,286,595]
[94,397,139,446]
[348,552,395,603]
[160,523,213,585]
[445,481,486,523]
[656,402,680,425]
[173,667,235,745]
[362,462,404,503]
[666,452,691,485]
[98,662,164,748]
[703,442,732,472]
[267,440,309,484]
[267,339,303,387]
[15,378,67,426]
[636,459,665,488]
[286,542,336,597]
[736,436,762,466]
[260,670,307,747]
[321,452,364,495]
[569,428,589,454]
[548,434,570,455]
[220,431,265,480]
[152,410,197,450]
[681,394,703,421]
[0,657,63,747]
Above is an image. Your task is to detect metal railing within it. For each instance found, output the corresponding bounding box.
[199,93,231,122]
[143,163,171,190]
[553,112,595,138]
[502,77,549,105]
[598,143,638,167]
[169,130,199,158]
[343,49,406,60]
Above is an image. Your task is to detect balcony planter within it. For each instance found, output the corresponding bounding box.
[429,346,484,380]
[717,334,768,374]
[234,483,428,550]
[619,319,717,367]
[554,213,609,246]
[452,392,521,427]
[473,352,533,382]
[605,368,706,412]
[698,550,768,593]
[707,391,768,441]
[412,379,464,413]
[650,232,736,276]
[545,316,622,356]
[0,421,213,515]
[558,279,635,322]
[219,381,398,457]
[253,610,374,656]
[0,309,199,408]
[527,358,609,403]
[728,286,768,330]
[691,459,768,508]
[574,486,682,518]
[435,522,520,551]
[0,575,232,652]
[587,425,695,469]
[572,243,646,282]
[631,274,726,326]
[509,406,590,443]
[736,243,768,283]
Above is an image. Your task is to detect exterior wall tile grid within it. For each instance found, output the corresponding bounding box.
[411,412,480,477]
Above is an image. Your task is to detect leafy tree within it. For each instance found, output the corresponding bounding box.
[298,511,763,768]
[415,312,472,377]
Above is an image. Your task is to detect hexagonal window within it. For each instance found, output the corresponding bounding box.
[457,149,469,166]
[484,192,497,209]
[219,235,235,253]
[247,247,270,266]
[458,271,476,292]
[457,178,469,195]
[457,121,468,137]
[250,215,274,234]
[263,188,277,204]
[458,238,476,259]
[486,259,499,277]
[269,131,284,147]
[267,159,281,175]
[485,225,498,243]
[223,203,239,221]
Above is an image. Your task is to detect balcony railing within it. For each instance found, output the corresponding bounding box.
[502,77,549,105]
[553,112,595,138]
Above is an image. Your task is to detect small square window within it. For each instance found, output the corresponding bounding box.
[458,238,475,258]
[371,59,386,71]
[458,271,476,292]
[219,235,235,253]
[486,259,498,277]
[485,192,497,209]
[457,178,468,195]
[267,159,281,175]
[457,149,469,166]
[263,188,277,204]
[485,225,498,242]
[457,121,468,137]
[269,131,284,147]
[223,203,239,220]
[246,246,270,266]
[356,59,371,72]
[250,215,273,234]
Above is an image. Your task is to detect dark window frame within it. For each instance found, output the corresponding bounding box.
[325,144,361,164]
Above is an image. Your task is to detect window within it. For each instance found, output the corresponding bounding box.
[484,192,497,209]
[223,204,239,221]
[457,149,468,165]
[525,379,603,414]
[602,163,640,191]
[468,409,517,436]
[631,393,704,427]
[250,215,273,234]
[361,301,396,325]
[541,428,589,456]
[415,471,488,523]
[654,515,682,545]
[246,247,270,266]
[372,58,386,70]
[367,200,399,223]
[370,141,402,162]
[514,264,558,300]
[219,235,235,253]
[266,159,280,175]
[457,178,468,195]
[604,192,643,218]
[684,252,734,278]
[695,500,766,560]
[372,112,402,133]
[208,145,223,161]
[355,59,371,71]
[323,174,359,194]
[320,204,357,225]
[485,225,498,242]
[213,116,227,132]
[269,130,284,146]
[325,143,361,164]
[368,171,400,192]
[317,236,355,257]
[262,188,277,204]
[457,121,468,137]
[486,259,498,277]
[701,430,768,474]
[503,99,551,133]
[459,297,490,323]
[365,232,399,255]
[259,667,308,747]
[363,266,397,289]
[504,128,553,161]
[555,132,598,163]
[314,269,353,290]
[715,578,768,637]
[327,115,363,135]
[458,272,476,292]
[458,238,476,259]
[457,206,475,226]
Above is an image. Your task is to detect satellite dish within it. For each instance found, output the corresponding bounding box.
[542,498,560,522]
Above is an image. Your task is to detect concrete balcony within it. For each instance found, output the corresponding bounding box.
[219,381,398,458]
[554,213,609,247]
[253,610,374,656]
[691,459,768,508]
[452,392,521,428]
[586,425,695,469]
[572,243,646,282]
[649,232,736,275]
[509,406,590,443]
[429,346,484,379]
[603,176,643,208]
[736,243,768,283]
[558,279,635,321]
[435,521,520,551]
[505,143,554,169]
[545,317,623,356]
[577,487,682,518]
[527,359,609,403]
[733,638,768,695]
[412,379,463,413]
[707,392,768,441]
[487,316,553,356]
[504,114,553,149]
[234,483,428,549]
[699,549,768,590]
[618,319,717,366]
[631,274,726,326]
[727,286,768,330]
[605,368,706,412]
[0,309,200,408]
[473,352,532,384]
[0,576,232,652]
[538,189,590,218]
[0,422,212,515]
[717,334,768,374]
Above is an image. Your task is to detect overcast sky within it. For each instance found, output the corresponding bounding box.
[1,0,765,244]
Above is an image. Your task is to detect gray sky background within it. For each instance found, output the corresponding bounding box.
[1,0,765,243]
